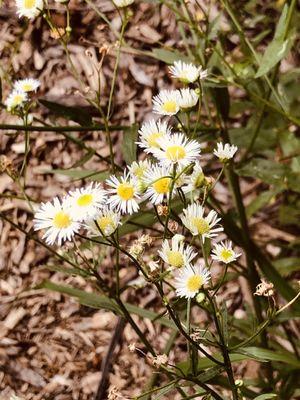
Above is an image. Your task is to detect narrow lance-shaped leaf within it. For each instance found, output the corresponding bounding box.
[38,281,176,329]
[255,4,293,78]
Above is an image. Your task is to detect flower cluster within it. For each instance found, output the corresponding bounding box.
[34,60,240,301]
[5,78,40,112]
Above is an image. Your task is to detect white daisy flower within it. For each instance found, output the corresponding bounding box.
[64,182,107,222]
[152,90,181,116]
[113,0,134,7]
[128,160,152,181]
[152,133,201,168]
[174,263,211,299]
[15,0,44,19]
[169,61,208,83]
[106,173,140,214]
[182,161,205,193]
[158,234,197,269]
[5,90,28,111]
[178,88,199,110]
[181,202,223,241]
[137,119,172,153]
[211,241,241,264]
[34,197,80,246]
[143,165,175,205]
[86,207,121,237]
[14,78,40,93]
[213,142,238,162]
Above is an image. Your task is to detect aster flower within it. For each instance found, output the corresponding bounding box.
[213,142,238,162]
[128,160,152,182]
[181,202,223,241]
[158,234,197,269]
[5,90,28,111]
[169,60,208,83]
[152,90,181,116]
[64,182,107,222]
[174,263,210,299]
[106,173,140,214]
[182,161,205,194]
[137,119,172,153]
[211,241,241,264]
[34,197,80,246]
[152,133,201,169]
[143,165,174,205]
[15,0,44,19]
[178,88,199,110]
[113,0,134,7]
[14,78,40,93]
[86,207,121,237]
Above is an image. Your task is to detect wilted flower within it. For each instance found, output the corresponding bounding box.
[254,279,274,297]
[150,354,168,368]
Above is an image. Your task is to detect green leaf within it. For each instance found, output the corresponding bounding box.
[38,281,175,329]
[235,158,287,187]
[246,189,280,218]
[273,257,300,276]
[235,158,300,193]
[255,5,292,78]
[45,168,109,181]
[195,366,225,383]
[39,99,92,126]
[122,124,138,164]
[253,394,277,400]
[234,346,300,368]
[150,48,190,64]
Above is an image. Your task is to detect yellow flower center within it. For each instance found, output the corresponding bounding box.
[77,193,93,207]
[191,217,210,234]
[97,216,114,234]
[220,249,233,262]
[117,183,134,201]
[167,251,184,268]
[162,100,177,114]
[133,166,146,179]
[166,145,186,161]
[53,211,72,229]
[147,132,163,148]
[24,0,36,8]
[12,95,24,106]
[186,275,203,292]
[22,83,33,91]
[153,177,171,194]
